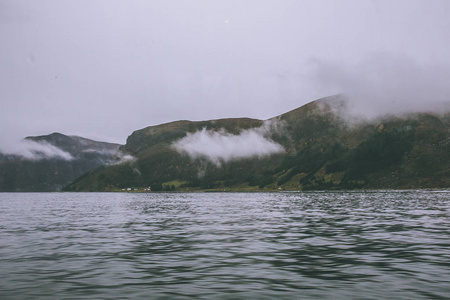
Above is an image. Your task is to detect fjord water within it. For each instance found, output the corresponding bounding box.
[0,192,449,299]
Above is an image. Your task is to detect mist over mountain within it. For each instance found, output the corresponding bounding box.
[0,133,121,192]
[64,95,450,192]
[2,95,448,192]
[307,55,450,120]
[172,120,285,166]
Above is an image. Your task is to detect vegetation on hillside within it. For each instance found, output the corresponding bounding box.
[0,133,121,192]
[64,96,450,192]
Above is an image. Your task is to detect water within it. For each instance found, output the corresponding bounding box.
[0,191,449,299]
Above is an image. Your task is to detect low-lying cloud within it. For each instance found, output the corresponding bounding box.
[1,140,73,160]
[309,53,450,119]
[111,153,136,165]
[172,121,285,165]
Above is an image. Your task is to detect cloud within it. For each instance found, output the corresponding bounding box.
[308,53,450,119]
[111,153,136,165]
[81,148,119,156]
[172,121,285,165]
[1,140,73,161]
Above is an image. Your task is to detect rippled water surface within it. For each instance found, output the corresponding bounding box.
[0,191,449,299]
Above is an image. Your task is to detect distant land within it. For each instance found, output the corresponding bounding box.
[0,134,121,192]
[1,95,449,192]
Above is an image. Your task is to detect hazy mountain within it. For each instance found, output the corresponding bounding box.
[0,133,121,192]
[64,95,450,191]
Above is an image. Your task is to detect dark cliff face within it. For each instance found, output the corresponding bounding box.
[0,133,121,192]
[64,96,450,192]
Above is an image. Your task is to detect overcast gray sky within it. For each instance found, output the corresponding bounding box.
[1,0,449,146]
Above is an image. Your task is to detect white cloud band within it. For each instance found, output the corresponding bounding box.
[173,126,284,165]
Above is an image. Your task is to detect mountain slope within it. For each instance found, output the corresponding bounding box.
[65,96,450,191]
[0,133,121,192]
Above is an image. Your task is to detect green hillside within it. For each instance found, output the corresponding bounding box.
[64,96,450,191]
[0,133,121,192]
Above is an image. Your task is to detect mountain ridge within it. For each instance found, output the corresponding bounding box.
[0,133,121,192]
[64,95,450,191]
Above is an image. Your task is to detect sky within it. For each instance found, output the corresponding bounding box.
[1,0,449,147]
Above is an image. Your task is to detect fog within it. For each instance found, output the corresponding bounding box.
[309,54,450,120]
[111,154,136,165]
[173,121,285,165]
[1,140,74,161]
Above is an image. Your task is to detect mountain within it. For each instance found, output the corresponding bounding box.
[0,133,121,192]
[64,95,450,191]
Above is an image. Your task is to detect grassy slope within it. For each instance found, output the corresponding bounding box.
[65,96,450,191]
